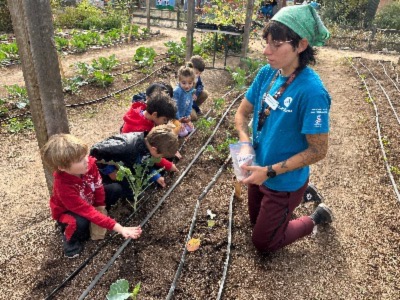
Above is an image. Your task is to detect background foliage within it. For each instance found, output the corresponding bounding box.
[0,0,12,32]
[374,1,400,30]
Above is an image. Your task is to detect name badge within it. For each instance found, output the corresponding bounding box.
[264,94,279,110]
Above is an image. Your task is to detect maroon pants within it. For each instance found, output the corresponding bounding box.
[248,180,314,252]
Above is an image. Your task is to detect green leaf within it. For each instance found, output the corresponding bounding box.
[208,220,215,227]
[107,279,131,300]
[132,282,141,298]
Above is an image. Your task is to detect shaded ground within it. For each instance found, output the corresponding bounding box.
[0,27,399,299]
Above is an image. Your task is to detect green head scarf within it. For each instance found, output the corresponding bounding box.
[271,4,330,46]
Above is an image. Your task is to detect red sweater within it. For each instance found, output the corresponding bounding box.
[121,102,154,133]
[50,156,116,230]
[121,102,174,171]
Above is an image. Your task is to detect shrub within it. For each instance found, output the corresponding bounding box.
[0,0,12,33]
[55,0,102,28]
[375,2,400,30]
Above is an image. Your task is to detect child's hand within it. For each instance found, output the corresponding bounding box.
[179,117,188,123]
[192,94,197,101]
[121,226,142,239]
[113,223,142,239]
[156,176,166,188]
[170,164,179,172]
[108,170,118,181]
[175,151,182,159]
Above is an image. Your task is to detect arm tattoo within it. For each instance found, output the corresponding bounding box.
[280,160,288,169]
[299,134,328,167]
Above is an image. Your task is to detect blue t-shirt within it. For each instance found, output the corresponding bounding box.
[245,65,331,191]
[173,85,194,119]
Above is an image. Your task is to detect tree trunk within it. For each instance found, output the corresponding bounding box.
[185,0,195,61]
[364,0,380,28]
[7,0,69,192]
[240,0,255,64]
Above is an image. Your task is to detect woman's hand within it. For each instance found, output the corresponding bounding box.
[240,165,268,186]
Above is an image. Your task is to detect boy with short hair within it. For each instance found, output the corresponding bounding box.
[41,134,142,258]
[190,55,209,121]
[121,92,177,134]
[90,124,179,189]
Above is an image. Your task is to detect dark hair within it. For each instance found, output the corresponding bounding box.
[177,62,195,81]
[146,82,173,98]
[190,55,205,72]
[262,21,316,69]
[146,93,177,120]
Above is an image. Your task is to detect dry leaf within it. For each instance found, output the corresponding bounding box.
[208,220,215,227]
[186,238,201,252]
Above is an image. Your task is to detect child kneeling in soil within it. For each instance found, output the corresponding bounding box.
[90,124,179,191]
[41,134,142,259]
[121,90,177,135]
[190,55,209,121]
[173,63,196,137]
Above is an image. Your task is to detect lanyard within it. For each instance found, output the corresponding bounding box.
[254,67,303,148]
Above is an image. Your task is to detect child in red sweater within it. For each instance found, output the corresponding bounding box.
[121,83,175,134]
[41,134,142,258]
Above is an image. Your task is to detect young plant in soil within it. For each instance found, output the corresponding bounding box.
[133,47,157,72]
[196,117,216,136]
[107,279,141,300]
[227,66,247,90]
[116,157,162,211]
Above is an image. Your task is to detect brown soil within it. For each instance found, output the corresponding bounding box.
[0,27,399,300]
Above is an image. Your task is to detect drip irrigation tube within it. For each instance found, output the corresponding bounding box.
[358,59,400,125]
[44,75,243,299]
[378,61,400,93]
[78,91,246,299]
[44,183,155,300]
[216,189,235,300]
[348,58,400,203]
[0,64,170,124]
[166,157,231,299]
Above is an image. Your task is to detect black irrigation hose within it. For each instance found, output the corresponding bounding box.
[378,61,400,93]
[178,88,237,152]
[166,157,231,299]
[66,63,171,108]
[78,91,246,299]
[44,183,156,300]
[348,57,400,202]
[0,53,169,122]
[0,63,171,124]
[358,58,400,125]
[216,189,235,300]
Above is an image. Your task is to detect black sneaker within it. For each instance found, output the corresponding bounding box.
[310,203,333,225]
[303,184,324,204]
[62,236,83,259]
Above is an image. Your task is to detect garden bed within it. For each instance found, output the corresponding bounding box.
[0,28,399,299]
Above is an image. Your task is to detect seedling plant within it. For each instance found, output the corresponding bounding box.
[116,157,163,211]
[107,279,141,300]
[196,117,216,136]
[227,66,247,90]
[133,47,157,72]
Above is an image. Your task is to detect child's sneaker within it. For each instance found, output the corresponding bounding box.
[184,122,194,133]
[310,203,333,225]
[303,183,324,204]
[178,125,189,137]
[62,236,83,259]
